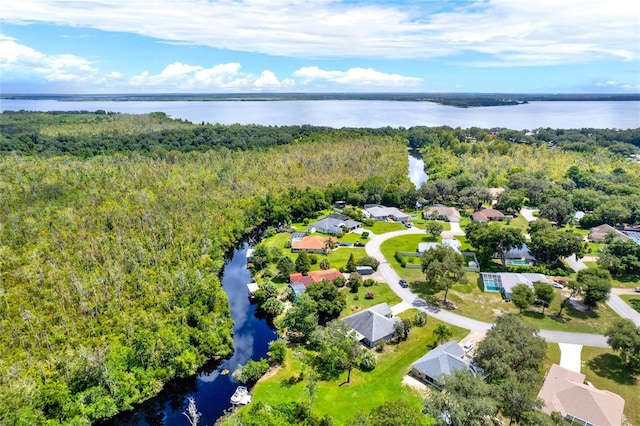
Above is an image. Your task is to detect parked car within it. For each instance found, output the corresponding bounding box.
[635,287,640,293]
[399,279,408,288]
[404,222,413,228]
[354,241,365,247]
[463,342,474,352]
[552,281,564,289]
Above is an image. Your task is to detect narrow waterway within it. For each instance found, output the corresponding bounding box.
[102,243,277,426]
[408,149,429,189]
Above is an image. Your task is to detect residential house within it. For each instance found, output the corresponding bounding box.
[471,207,505,222]
[588,224,630,243]
[291,235,335,254]
[363,204,410,223]
[537,364,625,426]
[289,268,344,287]
[309,214,362,235]
[342,303,400,348]
[499,243,536,265]
[488,187,505,205]
[418,237,462,254]
[480,272,548,300]
[410,341,473,388]
[424,204,462,223]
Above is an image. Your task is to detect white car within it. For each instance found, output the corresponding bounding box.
[463,342,474,352]
[551,282,564,289]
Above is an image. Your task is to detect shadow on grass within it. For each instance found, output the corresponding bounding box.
[587,353,638,386]
[280,375,303,388]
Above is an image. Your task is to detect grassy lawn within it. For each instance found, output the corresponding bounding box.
[544,343,561,370]
[412,218,451,231]
[338,232,369,244]
[411,273,621,333]
[340,282,403,318]
[249,311,467,425]
[583,261,598,269]
[364,221,406,234]
[619,295,640,313]
[582,346,640,426]
[380,234,440,282]
[504,214,530,232]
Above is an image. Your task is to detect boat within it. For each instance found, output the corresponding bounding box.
[230,386,252,405]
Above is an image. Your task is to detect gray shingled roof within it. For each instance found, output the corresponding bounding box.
[342,304,399,343]
[411,341,471,382]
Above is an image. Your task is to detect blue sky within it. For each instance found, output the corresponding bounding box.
[1,0,639,94]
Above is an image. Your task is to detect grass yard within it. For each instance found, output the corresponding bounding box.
[411,273,621,334]
[249,311,467,425]
[340,282,403,318]
[338,232,369,244]
[582,346,640,426]
[412,218,451,231]
[619,295,640,313]
[544,343,561,370]
[380,234,441,282]
[364,220,406,234]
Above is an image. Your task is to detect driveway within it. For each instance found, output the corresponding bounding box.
[520,207,538,222]
[558,343,583,373]
[565,254,588,272]
[362,227,611,348]
[608,289,640,326]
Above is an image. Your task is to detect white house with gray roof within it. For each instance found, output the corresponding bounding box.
[341,303,400,348]
[363,204,410,223]
[481,272,548,300]
[410,341,472,388]
[309,213,361,235]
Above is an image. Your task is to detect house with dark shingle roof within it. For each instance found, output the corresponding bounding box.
[363,204,410,223]
[341,303,400,348]
[538,364,625,426]
[410,341,472,388]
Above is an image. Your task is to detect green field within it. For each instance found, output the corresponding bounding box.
[341,282,403,318]
[364,220,407,234]
[619,294,640,313]
[249,310,467,425]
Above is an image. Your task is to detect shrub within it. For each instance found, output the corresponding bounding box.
[265,227,277,238]
[333,276,346,287]
[360,351,377,371]
[319,258,331,270]
[414,311,427,326]
[309,254,318,265]
[353,295,359,301]
[363,278,376,287]
[365,292,375,300]
[361,231,370,239]
[375,341,385,353]
[268,340,287,365]
[394,251,406,267]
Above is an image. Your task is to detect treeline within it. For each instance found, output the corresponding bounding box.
[0,111,397,157]
[0,116,408,425]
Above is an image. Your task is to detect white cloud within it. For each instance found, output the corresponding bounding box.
[294,66,422,87]
[2,0,638,66]
[129,62,294,91]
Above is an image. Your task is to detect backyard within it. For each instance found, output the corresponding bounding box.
[249,310,467,425]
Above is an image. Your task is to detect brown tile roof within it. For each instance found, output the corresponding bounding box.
[290,269,344,287]
[291,235,333,251]
[537,364,625,426]
[472,208,505,221]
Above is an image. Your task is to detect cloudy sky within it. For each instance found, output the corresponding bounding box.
[1,0,639,94]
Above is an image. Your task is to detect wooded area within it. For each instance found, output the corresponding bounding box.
[1,111,639,424]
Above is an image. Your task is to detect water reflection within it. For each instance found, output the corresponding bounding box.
[408,150,429,189]
[101,243,277,426]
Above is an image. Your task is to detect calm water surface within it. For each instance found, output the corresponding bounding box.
[102,243,277,426]
[2,99,639,129]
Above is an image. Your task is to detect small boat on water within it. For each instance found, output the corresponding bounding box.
[230,386,252,405]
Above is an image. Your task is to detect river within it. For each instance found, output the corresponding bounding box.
[1,99,639,129]
[102,243,277,426]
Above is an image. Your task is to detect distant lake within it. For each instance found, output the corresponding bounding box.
[2,99,639,129]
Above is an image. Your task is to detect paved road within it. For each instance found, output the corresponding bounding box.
[362,227,609,347]
[608,289,640,326]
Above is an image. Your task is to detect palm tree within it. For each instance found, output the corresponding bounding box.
[433,324,452,345]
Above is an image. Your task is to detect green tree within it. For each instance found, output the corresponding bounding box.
[276,256,295,282]
[268,340,287,365]
[349,272,362,293]
[432,324,452,345]
[424,221,444,238]
[350,400,427,426]
[605,319,640,367]
[538,197,574,226]
[346,253,357,273]
[421,245,465,305]
[575,268,612,310]
[533,281,555,313]
[279,294,318,343]
[356,256,380,271]
[232,358,270,385]
[466,222,525,269]
[295,251,311,275]
[261,297,285,317]
[473,314,545,384]
[510,284,534,312]
[423,369,498,426]
[319,258,331,270]
[306,280,346,325]
[528,226,584,265]
[313,320,363,383]
[251,244,270,270]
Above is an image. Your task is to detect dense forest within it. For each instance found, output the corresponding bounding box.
[1,111,639,424]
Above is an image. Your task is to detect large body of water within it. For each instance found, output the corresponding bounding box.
[2,99,639,129]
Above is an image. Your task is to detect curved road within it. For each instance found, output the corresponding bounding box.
[361,227,609,347]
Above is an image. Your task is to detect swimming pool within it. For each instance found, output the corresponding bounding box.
[482,274,502,292]
[506,259,532,266]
